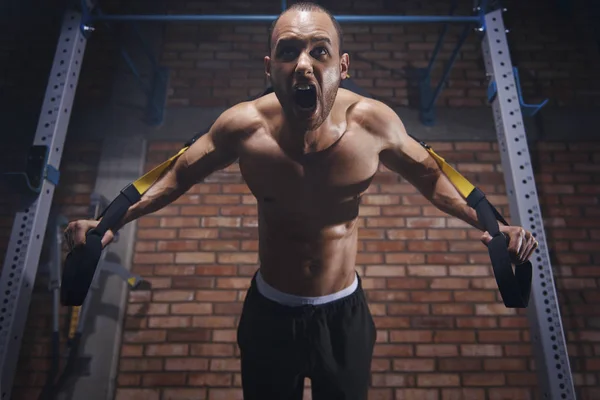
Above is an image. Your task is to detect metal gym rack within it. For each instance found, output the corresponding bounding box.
[0,1,574,399]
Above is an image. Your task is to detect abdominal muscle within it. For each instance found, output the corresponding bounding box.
[256,205,360,297]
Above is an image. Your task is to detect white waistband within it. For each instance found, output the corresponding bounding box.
[255,270,359,307]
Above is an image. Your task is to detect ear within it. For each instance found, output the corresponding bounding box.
[339,53,350,79]
[264,56,272,80]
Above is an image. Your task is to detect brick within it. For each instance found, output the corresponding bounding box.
[478,330,521,343]
[371,373,408,387]
[407,266,447,277]
[416,345,458,357]
[157,240,199,252]
[119,358,163,372]
[385,253,425,264]
[365,265,406,276]
[427,229,467,240]
[162,389,208,400]
[148,316,191,328]
[392,358,436,372]
[115,389,160,400]
[171,303,213,315]
[145,343,189,356]
[194,265,237,275]
[195,290,238,302]
[142,373,186,386]
[172,277,214,289]
[373,344,413,357]
[411,291,452,302]
[207,389,243,400]
[388,304,430,315]
[189,372,233,386]
[441,388,486,400]
[167,328,212,342]
[417,374,460,387]
[179,228,219,239]
[389,330,433,343]
[434,331,476,343]
[122,330,167,344]
[387,229,426,239]
[432,304,473,315]
[209,358,241,371]
[484,358,527,371]
[395,389,439,400]
[365,241,407,252]
[461,344,503,357]
[430,278,470,289]
[154,266,196,276]
[160,217,200,228]
[488,388,533,400]
[463,373,506,386]
[133,253,174,264]
[192,316,237,328]
[217,252,258,264]
[153,290,195,302]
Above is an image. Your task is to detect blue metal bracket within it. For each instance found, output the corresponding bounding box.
[487,67,548,117]
[2,145,60,195]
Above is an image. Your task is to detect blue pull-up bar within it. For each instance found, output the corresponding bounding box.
[91,14,481,24]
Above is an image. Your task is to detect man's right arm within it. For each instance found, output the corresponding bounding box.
[66,102,257,247]
[115,104,249,229]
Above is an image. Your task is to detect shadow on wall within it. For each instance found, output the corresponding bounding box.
[41,249,152,400]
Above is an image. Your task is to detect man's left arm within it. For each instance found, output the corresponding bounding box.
[364,100,537,265]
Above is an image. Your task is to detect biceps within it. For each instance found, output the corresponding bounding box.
[379,138,441,184]
[175,132,238,186]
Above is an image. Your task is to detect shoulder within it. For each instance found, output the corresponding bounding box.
[212,100,265,137]
[344,92,406,146]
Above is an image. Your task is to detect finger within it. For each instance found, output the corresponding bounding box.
[480,231,493,245]
[101,230,113,248]
[524,238,539,264]
[518,234,537,264]
[507,229,524,263]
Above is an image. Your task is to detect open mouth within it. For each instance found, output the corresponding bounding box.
[293,84,317,111]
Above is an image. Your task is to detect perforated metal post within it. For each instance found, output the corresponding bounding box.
[481,9,575,400]
[0,11,87,400]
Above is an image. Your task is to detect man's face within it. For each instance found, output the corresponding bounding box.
[265,10,349,129]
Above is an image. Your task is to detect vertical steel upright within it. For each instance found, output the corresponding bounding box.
[0,10,87,400]
[481,8,575,400]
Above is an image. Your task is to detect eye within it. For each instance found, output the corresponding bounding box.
[278,47,298,59]
[312,47,328,57]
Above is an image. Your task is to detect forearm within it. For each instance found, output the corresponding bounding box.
[428,173,483,231]
[113,169,189,231]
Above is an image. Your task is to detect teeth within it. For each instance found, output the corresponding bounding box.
[296,84,312,90]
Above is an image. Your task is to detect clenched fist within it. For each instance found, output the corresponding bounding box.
[63,220,115,251]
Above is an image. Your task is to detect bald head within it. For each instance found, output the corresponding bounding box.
[268,2,344,56]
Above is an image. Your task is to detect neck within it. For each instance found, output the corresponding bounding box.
[282,115,333,155]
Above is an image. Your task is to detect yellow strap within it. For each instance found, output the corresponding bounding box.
[132,147,189,194]
[425,147,475,199]
[68,306,80,340]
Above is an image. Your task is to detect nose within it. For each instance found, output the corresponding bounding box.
[294,51,313,77]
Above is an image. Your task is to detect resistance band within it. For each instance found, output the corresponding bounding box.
[60,86,531,309]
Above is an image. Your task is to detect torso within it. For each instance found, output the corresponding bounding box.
[237,88,382,296]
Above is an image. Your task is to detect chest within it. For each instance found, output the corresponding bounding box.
[238,130,379,207]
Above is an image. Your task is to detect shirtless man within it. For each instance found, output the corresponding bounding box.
[64,2,538,399]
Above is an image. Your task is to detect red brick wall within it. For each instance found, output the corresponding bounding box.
[114,140,600,400]
[161,0,600,108]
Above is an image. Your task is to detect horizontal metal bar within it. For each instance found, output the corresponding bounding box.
[92,14,480,23]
